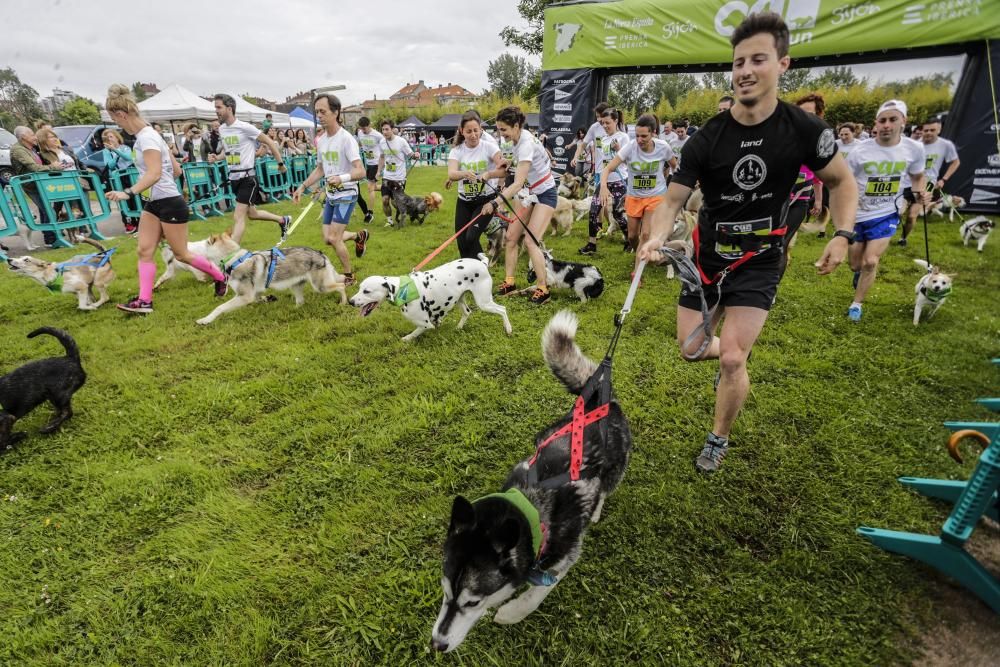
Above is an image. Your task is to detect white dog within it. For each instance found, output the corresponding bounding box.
[960,215,994,252]
[153,238,213,289]
[349,254,512,341]
[913,259,954,326]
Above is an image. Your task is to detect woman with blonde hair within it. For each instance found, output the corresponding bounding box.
[101,129,139,232]
[103,84,229,313]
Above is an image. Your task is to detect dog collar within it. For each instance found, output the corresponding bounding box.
[391,275,420,306]
[45,274,63,293]
[474,488,544,559]
[920,285,952,302]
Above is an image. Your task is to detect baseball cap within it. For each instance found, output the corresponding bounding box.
[876,99,908,120]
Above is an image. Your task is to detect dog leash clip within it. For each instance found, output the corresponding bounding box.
[527,566,557,587]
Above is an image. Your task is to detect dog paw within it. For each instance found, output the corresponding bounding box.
[493,601,532,625]
[195,318,212,326]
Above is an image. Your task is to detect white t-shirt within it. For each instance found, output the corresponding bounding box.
[513,130,554,194]
[594,130,629,183]
[920,138,958,183]
[448,139,500,200]
[356,129,383,166]
[669,135,689,165]
[55,149,76,170]
[837,138,864,161]
[317,127,361,201]
[898,136,926,190]
[581,121,606,171]
[220,119,262,178]
[617,138,674,197]
[661,130,678,144]
[379,135,413,182]
[848,138,925,222]
[134,126,180,201]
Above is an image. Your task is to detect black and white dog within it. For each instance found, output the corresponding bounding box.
[527,249,604,302]
[960,215,994,253]
[349,254,512,341]
[430,311,632,652]
[1,327,86,452]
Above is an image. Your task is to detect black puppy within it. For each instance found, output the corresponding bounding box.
[0,327,86,452]
[391,190,442,226]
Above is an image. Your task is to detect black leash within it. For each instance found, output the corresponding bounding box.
[482,181,545,250]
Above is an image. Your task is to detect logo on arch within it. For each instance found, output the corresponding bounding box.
[715,0,820,37]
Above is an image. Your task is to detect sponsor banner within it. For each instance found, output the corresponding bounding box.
[539,69,595,174]
[543,0,999,70]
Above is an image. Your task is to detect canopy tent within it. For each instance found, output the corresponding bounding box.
[224,93,289,125]
[100,82,216,122]
[280,115,314,129]
[539,0,1000,212]
[289,106,315,123]
[398,115,426,129]
[424,114,462,133]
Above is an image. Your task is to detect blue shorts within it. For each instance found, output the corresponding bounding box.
[323,197,357,225]
[532,187,558,209]
[854,212,899,242]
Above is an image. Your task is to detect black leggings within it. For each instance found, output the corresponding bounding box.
[455,196,492,259]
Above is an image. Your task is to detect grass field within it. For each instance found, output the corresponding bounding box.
[1,166,998,665]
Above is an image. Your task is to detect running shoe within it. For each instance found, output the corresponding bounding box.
[529,287,551,305]
[354,229,369,258]
[578,242,597,256]
[364,211,374,224]
[214,277,229,298]
[117,296,152,314]
[623,241,634,253]
[279,215,292,240]
[848,303,863,322]
[497,280,517,295]
[896,237,907,247]
[695,433,729,474]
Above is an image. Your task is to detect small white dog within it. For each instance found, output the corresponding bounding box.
[960,215,994,252]
[349,254,512,341]
[913,259,954,326]
[153,238,213,289]
[931,193,967,222]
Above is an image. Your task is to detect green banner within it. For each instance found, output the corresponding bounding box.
[543,0,1000,70]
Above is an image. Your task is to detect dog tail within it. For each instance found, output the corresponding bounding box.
[542,310,598,395]
[27,327,80,363]
[77,237,107,253]
[913,259,932,272]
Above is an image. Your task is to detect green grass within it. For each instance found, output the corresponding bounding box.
[1,166,997,665]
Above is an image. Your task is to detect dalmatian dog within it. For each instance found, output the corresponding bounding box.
[349,254,512,342]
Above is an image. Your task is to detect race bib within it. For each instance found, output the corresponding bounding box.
[714,217,774,260]
[364,150,375,161]
[226,153,240,166]
[387,163,398,172]
[864,175,900,196]
[633,176,656,190]
[463,180,485,197]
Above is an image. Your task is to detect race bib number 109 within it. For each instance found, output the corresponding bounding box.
[633,176,655,190]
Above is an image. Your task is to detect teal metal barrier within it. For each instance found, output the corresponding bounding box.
[254,157,290,202]
[288,155,311,190]
[107,166,144,219]
[208,161,235,211]
[180,162,224,220]
[0,186,22,260]
[9,171,110,248]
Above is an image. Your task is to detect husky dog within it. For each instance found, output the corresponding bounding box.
[430,311,632,652]
[960,215,994,252]
[349,254,511,341]
[6,238,115,310]
[0,327,86,452]
[528,249,604,302]
[913,259,954,326]
[153,238,213,289]
[391,191,443,226]
[195,232,347,325]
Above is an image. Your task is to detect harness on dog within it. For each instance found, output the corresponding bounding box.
[473,488,555,586]
[223,250,254,275]
[222,247,286,288]
[265,247,286,288]
[391,275,420,305]
[45,247,118,293]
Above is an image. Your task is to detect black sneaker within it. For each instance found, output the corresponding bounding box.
[578,242,597,256]
[497,280,517,296]
[278,215,291,240]
[695,433,729,474]
[816,231,826,238]
[214,277,228,297]
[623,241,634,253]
[117,296,152,314]
[896,237,907,247]
[364,211,374,224]
[529,287,551,305]
[355,229,369,258]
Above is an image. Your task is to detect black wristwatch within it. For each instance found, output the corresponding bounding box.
[277,161,285,166]
[833,229,856,244]
[124,187,134,197]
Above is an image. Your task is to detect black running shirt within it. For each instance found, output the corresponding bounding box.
[672,101,836,267]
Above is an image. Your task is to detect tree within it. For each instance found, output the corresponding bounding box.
[0,68,43,125]
[701,71,731,91]
[132,82,148,102]
[487,53,537,99]
[609,74,648,116]
[778,67,812,94]
[500,0,558,55]
[645,73,699,108]
[522,69,542,101]
[55,98,100,126]
[810,66,859,89]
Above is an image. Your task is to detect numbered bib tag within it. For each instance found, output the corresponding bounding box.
[364,150,375,161]
[463,180,485,197]
[864,175,900,197]
[227,154,240,166]
[633,176,656,190]
[387,163,397,172]
[714,217,773,260]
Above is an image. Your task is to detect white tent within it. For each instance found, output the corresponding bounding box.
[226,93,289,125]
[100,82,217,123]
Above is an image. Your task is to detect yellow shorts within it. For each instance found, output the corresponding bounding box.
[625,194,662,219]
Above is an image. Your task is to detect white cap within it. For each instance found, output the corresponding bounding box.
[876,99,907,120]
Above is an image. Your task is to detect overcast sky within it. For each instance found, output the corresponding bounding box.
[7,0,964,108]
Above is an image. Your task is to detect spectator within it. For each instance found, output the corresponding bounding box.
[718,95,735,113]
[293,128,311,154]
[181,126,205,163]
[206,120,224,158]
[101,129,139,232]
[566,127,589,178]
[11,126,60,246]
[427,131,438,146]
[37,127,90,225]
[262,113,273,133]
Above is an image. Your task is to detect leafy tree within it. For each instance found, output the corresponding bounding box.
[55,98,100,125]
[609,74,648,116]
[500,0,558,55]
[645,73,699,108]
[810,66,859,89]
[487,53,538,99]
[701,71,731,91]
[131,82,148,102]
[0,68,43,125]
[522,69,542,101]
[778,67,812,94]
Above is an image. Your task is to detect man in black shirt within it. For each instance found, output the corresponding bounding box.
[639,12,857,474]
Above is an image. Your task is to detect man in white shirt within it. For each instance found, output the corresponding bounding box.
[211,94,291,243]
[898,116,960,245]
[661,119,678,144]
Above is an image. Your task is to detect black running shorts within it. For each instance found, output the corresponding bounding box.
[233,176,264,206]
[365,164,378,181]
[678,252,781,312]
[144,196,189,224]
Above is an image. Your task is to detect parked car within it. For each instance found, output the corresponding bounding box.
[0,127,16,182]
[53,124,131,178]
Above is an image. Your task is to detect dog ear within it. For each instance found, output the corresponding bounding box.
[491,517,521,555]
[449,496,476,534]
